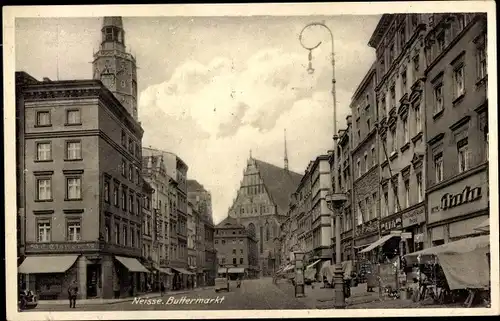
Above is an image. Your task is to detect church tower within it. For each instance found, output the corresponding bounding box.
[92,17,138,120]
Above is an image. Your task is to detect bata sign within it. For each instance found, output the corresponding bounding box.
[380,216,402,233]
[437,186,482,211]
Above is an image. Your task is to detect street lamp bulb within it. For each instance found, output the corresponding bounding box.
[307,66,315,75]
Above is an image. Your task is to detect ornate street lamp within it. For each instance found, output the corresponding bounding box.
[300,22,347,309]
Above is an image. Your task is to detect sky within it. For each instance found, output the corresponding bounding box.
[15,14,380,224]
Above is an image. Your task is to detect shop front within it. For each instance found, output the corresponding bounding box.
[427,166,489,247]
[401,202,426,253]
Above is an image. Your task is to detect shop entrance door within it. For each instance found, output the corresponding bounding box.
[86,265,100,298]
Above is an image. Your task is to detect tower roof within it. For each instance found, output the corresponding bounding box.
[102,16,123,29]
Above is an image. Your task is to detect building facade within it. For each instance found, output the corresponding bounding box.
[228,156,302,276]
[424,13,488,246]
[288,155,332,275]
[141,153,172,287]
[140,178,155,291]
[350,62,381,257]
[187,179,216,286]
[187,201,197,286]
[17,76,147,300]
[215,216,259,278]
[330,120,354,262]
[369,14,428,253]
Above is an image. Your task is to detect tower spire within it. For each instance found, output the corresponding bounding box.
[284,129,289,171]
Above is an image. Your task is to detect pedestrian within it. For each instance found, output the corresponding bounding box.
[160,281,165,296]
[67,280,78,309]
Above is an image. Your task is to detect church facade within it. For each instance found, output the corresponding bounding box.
[228,156,302,277]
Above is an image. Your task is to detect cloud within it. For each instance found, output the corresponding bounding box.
[138,44,373,224]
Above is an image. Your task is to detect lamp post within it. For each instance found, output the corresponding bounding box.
[300,22,347,309]
[293,251,305,297]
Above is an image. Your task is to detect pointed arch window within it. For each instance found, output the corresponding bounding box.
[265,222,270,241]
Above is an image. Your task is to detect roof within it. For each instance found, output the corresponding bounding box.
[215,216,245,229]
[187,179,205,192]
[103,16,123,29]
[254,159,303,214]
[368,14,395,48]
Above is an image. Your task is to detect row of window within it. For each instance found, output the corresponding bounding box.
[215,239,245,245]
[35,109,81,127]
[380,172,424,218]
[103,221,141,248]
[432,40,487,117]
[121,129,141,160]
[239,204,273,215]
[219,257,245,265]
[35,174,82,201]
[36,140,82,161]
[120,158,141,186]
[37,219,81,242]
[103,179,143,216]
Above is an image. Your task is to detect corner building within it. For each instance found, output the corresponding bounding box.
[17,76,147,300]
[424,13,488,246]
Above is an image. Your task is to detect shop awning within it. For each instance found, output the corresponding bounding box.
[18,255,79,274]
[115,256,149,273]
[157,267,173,275]
[306,259,322,269]
[360,234,397,253]
[171,267,195,275]
[282,264,295,272]
[228,267,245,273]
[218,268,228,274]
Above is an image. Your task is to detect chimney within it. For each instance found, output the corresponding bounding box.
[42,77,52,82]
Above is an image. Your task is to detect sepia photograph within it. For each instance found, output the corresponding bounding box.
[3,2,498,320]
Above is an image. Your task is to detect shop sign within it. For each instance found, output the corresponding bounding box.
[402,206,425,228]
[438,186,482,211]
[380,215,402,234]
[26,242,98,253]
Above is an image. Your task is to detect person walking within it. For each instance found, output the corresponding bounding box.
[67,280,78,309]
[160,281,165,296]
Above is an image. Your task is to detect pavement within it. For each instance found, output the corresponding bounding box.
[36,286,213,306]
[29,278,460,311]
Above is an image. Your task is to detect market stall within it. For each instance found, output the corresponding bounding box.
[404,235,490,306]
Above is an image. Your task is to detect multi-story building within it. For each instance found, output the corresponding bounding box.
[140,178,155,292]
[330,120,354,262]
[16,72,39,267]
[187,201,197,286]
[288,155,332,276]
[203,216,217,285]
[16,75,147,300]
[369,14,429,254]
[228,155,302,276]
[141,153,172,287]
[350,62,380,259]
[424,13,488,246]
[215,216,259,278]
[187,179,215,286]
[142,147,193,289]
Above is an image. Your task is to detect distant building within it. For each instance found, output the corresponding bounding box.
[140,178,155,292]
[287,154,332,276]
[215,216,259,279]
[16,73,146,300]
[329,120,354,262]
[187,179,216,286]
[424,13,488,246]
[228,156,302,277]
[142,147,192,289]
[141,153,172,288]
[187,201,197,286]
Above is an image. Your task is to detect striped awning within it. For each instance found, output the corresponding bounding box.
[360,234,397,253]
[228,267,245,273]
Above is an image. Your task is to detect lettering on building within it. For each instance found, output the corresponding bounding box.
[440,186,482,210]
[380,216,402,233]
